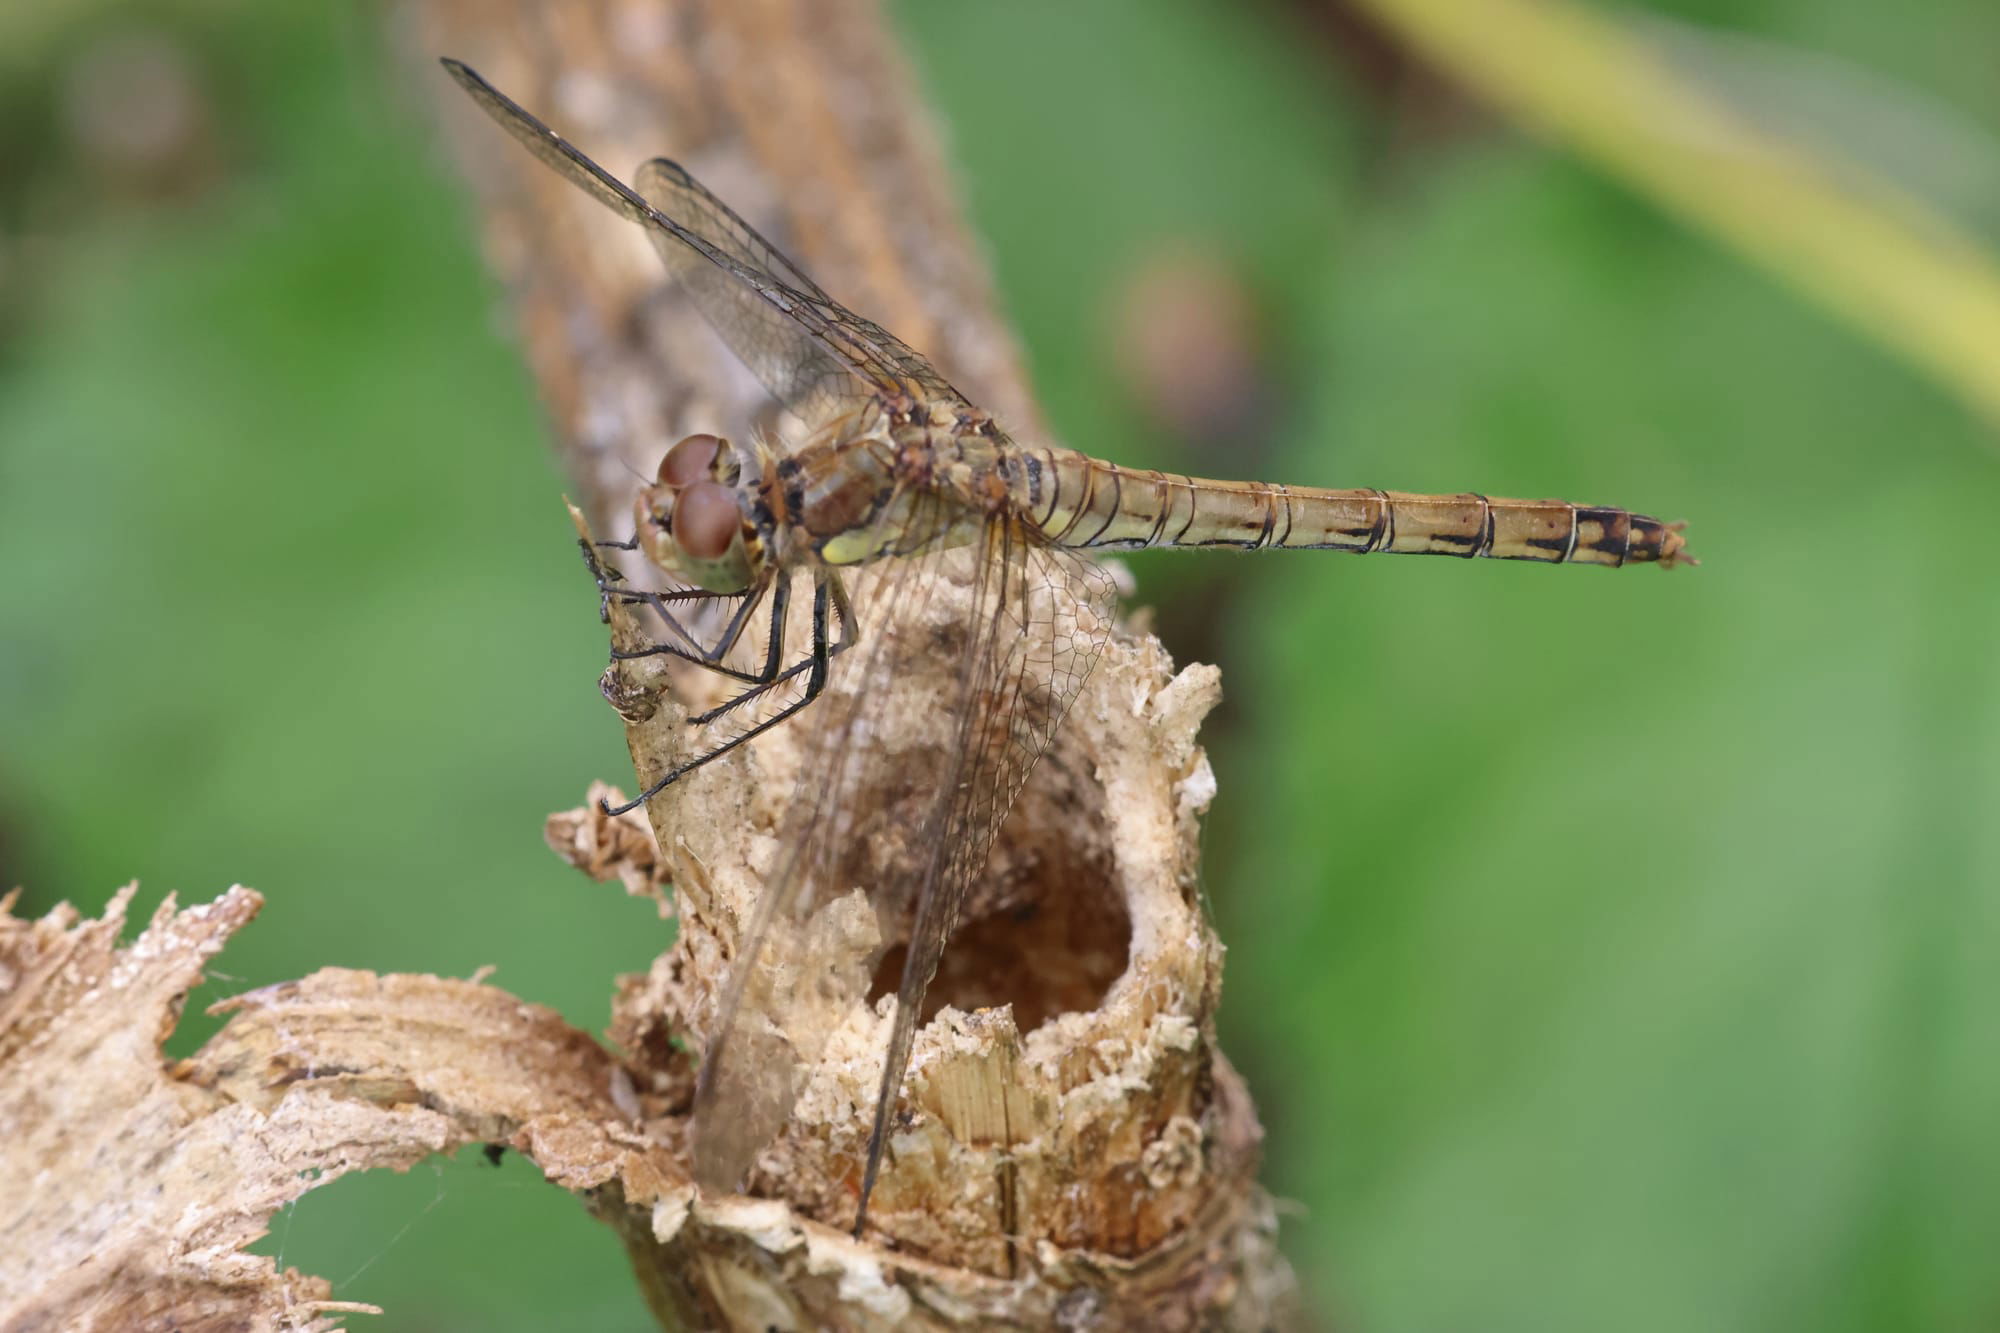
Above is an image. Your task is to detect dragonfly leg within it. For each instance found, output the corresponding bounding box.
[686,579,856,726]
[579,536,718,653]
[600,573,836,816]
[606,579,784,686]
[739,564,794,685]
[578,532,767,669]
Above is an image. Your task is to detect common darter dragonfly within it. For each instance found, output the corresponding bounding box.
[444,58,1692,1235]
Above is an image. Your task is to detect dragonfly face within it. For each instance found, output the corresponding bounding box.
[635,432,770,593]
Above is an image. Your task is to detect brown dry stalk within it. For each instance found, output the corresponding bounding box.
[0,2,1295,1329]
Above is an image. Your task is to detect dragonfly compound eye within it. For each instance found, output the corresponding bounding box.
[658,433,723,488]
[672,480,742,561]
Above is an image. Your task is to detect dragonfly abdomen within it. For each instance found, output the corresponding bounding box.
[1022,452,1689,567]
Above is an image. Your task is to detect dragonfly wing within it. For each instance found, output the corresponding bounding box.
[689,490,1119,1224]
[444,60,971,427]
[633,158,978,421]
[631,158,872,423]
[853,516,1120,1223]
[688,483,975,1191]
[443,60,664,235]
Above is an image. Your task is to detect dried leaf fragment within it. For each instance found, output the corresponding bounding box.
[546,780,676,913]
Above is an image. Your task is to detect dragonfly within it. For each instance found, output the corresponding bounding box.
[444,59,1693,1236]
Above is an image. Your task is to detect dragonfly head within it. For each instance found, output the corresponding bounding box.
[636,432,761,593]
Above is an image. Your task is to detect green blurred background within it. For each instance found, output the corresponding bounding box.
[4,1,1997,1329]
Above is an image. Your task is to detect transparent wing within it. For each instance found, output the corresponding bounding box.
[689,490,1118,1226]
[687,484,961,1192]
[633,157,974,425]
[628,156,859,424]
[444,59,974,429]
[851,516,1120,1223]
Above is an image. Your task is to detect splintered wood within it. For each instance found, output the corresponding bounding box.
[0,886,374,1332]
[0,884,701,1331]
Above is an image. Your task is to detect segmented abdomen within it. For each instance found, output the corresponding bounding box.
[1014,450,1691,568]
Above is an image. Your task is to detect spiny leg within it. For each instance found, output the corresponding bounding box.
[577,531,775,672]
[592,535,760,665]
[600,572,839,817]
[577,534,635,625]
[578,534,731,658]
[688,574,857,726]
[610,577,773,681]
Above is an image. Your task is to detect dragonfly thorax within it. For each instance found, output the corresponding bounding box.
[786,425,986,568]
[635,432,770,593]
